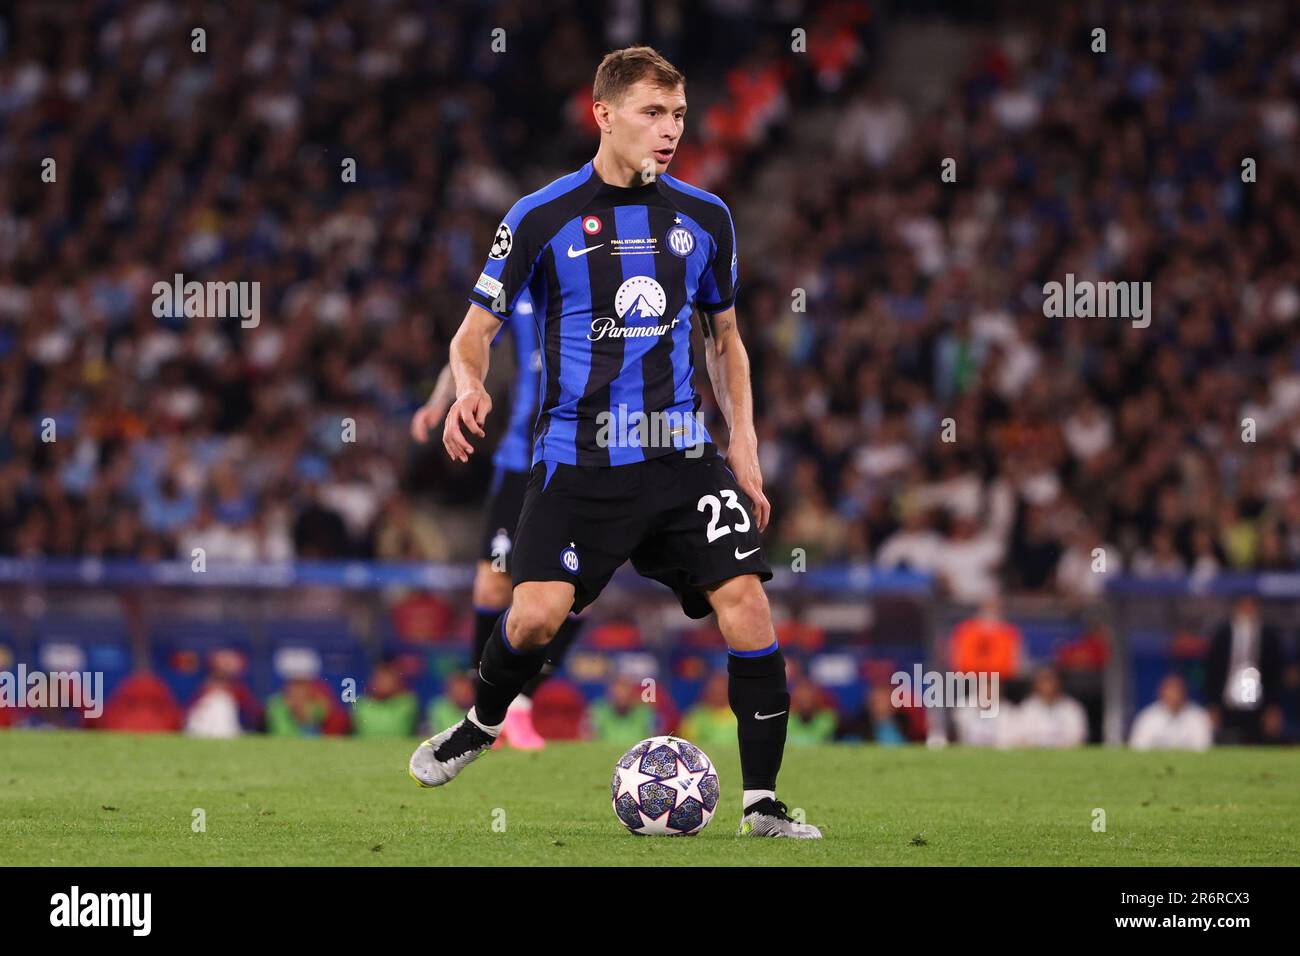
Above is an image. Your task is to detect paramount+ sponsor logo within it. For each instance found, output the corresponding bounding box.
[588,277,680,341]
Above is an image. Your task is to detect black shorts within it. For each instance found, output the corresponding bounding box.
[479,465,530,570]
[511,445,772,619]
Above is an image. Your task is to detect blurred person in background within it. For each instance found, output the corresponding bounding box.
[353,660,419,738]
[949,596,1022,679]
[952,693,1016,748]
[932,514,1007,604]
[1129,673,1212,751]
[785,680,837,745]
[96,672,183,733]
[1205,595,1285,744]
[836,685,908,746]
[266,675,349,737]
[184,649,262,738]
[1054,522,1120,602]
[427,671,477,736]
[585,675,655,744]
[876,501,941,574]
[1053,615,1111,743]
[372,492,453,562]
[1009,667,1087,748]
[679,672,737,752]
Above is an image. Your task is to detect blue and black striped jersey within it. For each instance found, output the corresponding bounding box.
[468,160,738,468]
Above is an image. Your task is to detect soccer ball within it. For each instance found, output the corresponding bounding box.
[610,735,720,836]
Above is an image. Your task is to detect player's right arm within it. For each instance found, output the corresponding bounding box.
[442,303,502,463]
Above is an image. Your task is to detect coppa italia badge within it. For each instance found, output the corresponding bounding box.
[582,216,602,235]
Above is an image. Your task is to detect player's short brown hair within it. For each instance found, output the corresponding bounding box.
[592,46,685,105]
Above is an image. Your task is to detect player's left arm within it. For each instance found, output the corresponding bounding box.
[410,364,456,444]
[703,306,770,533]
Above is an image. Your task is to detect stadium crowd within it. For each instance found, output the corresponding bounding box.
[2,1,1297,601]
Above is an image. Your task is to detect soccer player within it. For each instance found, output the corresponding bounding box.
[410,46,821,838]
[411,292,584,750]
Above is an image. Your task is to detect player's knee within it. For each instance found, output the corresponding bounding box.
[712,575,771,628]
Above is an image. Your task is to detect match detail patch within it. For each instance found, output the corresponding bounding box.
[474,272,504,299]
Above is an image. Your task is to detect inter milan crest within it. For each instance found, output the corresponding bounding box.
[666,225,695,257]
[561,543,580,573]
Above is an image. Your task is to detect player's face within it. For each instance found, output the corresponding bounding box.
[610,79,686,175]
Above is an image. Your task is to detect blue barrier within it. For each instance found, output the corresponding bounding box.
[1104,571,1300,598]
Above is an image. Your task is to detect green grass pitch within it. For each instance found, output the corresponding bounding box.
[2,731,1297,866]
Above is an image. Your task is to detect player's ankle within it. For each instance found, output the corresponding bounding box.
[466,706,504,737]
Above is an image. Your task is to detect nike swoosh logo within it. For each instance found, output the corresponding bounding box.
[754,711,787,720]
[567,244,604,258]
[734,547,760,560]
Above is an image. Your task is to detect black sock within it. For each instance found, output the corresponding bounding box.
[469,607,503,675]
[728,646,789,793]
[474,611,547,726]
[520,615,582,698]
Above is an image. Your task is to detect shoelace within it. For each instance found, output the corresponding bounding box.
[434,721,491,761]
[748,798,793,820]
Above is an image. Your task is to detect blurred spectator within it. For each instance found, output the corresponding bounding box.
[1009,668,1087,748]
[679,673,737,751]
[529,678,588,741]
[1055,524,1119,601]
[836,685,908,745]
[391,592,458,645]
[1054,618,1111,742]
[292,484,350,560]
[876,502,941,573]
[184,649,262,738]
[1205,596,1285,744]
[96,673,183,733]
[373,493,452,561]
[1129,674,1212,751]
[1054,619,1111,673]
[785,680,837,745]
[352,661,418,738]
[586,676,655,743]
[184,684,242,739]
[427,671,477,734]
[266,677,349,737]
[933,516,1007,604]
[952,695,1016,748]
[949,597,1022,678]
